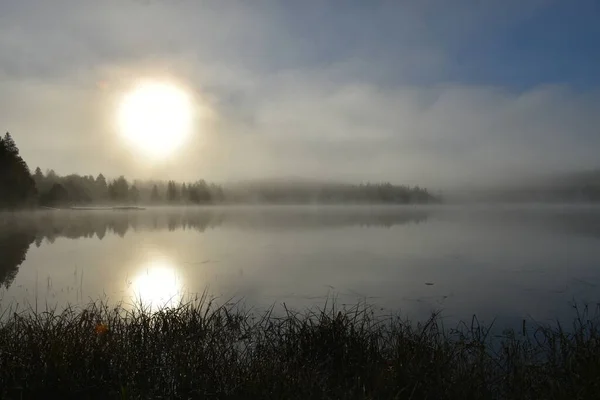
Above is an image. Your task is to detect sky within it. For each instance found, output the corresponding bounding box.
[0,0,599,188]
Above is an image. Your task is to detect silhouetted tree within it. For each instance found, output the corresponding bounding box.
[33,167,44,182]
[151,184,161,202]
[62,175,92,203]
[32,167,47,197]
[181,183,189,203]
[188,185,200,203]
[0,132,37,208]
[109,176,129,202]
[129,185,140,204]
[196,180,212,204]
[2,132,18,154]
[95,174,108,200]
[39,183,69,206]
[210,183,225,203]
[46,169,57,180]
[167,181,179,203]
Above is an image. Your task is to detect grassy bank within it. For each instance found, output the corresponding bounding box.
[1,299,599,399]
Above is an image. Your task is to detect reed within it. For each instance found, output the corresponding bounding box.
[0,298,599,399]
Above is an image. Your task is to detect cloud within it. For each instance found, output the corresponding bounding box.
[0,0,598,188]
[214,73,600,187]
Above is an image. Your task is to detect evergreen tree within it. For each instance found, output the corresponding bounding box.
[33,167,44,182]
[39,183,69,206]
[2,132,18,156]
[167,181,179,203]
[95,174,108,199]
[62,175,92,203]
[196,180,212,203]
[209,184,224,203]
[181,183,189,203]
[0,132,37,208]
[96,174,107,186]
[46,169,57,180]
[188,185,200,203]
[129,185,140,204]
[109,176,129,202]
[151,185,161,202]
[32,167,47,194]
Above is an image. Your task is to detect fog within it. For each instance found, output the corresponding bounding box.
[1,1,599,189]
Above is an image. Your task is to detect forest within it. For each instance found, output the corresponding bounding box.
[1,132,439,208]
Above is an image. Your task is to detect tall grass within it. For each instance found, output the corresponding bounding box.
[0,297,599,399]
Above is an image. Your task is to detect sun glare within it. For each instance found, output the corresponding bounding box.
[131,260,183,308]
[118,81,193,159]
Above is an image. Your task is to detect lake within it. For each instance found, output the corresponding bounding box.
[1,205,600,327]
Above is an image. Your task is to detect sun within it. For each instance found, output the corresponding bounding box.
[117,81,193,158]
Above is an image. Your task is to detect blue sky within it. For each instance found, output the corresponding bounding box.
[0,0,599,186]
[451,0,600,89]
[275,0,600,89]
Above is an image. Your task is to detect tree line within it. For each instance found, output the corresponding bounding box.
[39,173,226,206]
[31,170,225,207]
[1,132,441,209]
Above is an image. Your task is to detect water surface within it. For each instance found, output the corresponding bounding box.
[1,205,600,327]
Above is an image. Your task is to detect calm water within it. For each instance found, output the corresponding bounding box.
[1,205,600,326]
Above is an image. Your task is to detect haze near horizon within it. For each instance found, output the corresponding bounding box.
[1,0,599,189]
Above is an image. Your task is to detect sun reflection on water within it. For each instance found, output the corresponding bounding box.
[131,259,184,309]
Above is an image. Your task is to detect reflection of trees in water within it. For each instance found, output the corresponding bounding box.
[0,208,431,287]
[20,211,226,242]
[0,221,36,288]
[3,209,431,243]
[3,207,600,288]
[221,208,430,230]
[0,208,430,288]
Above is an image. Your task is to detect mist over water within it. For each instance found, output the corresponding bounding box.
[1,205,600,328]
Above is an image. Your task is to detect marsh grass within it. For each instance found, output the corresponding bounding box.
[0,297,599,399]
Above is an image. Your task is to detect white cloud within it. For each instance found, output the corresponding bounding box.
[211,72,600,186]
[0,0,597,188]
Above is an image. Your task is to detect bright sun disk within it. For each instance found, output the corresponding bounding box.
[118,81,193,158]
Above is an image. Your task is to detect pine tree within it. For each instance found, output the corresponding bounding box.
[39,183,69,206]
[181,183,189,203]
[151,185,161,202]
[3,132,19,156]
[110,176,129,202]
[167,181,179,203]
[196,180,211,203]
[188,184,200,203]
[34,167,44,181]
[129,185,140,204]
[95,174,108,199]
[0,132,37,208]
